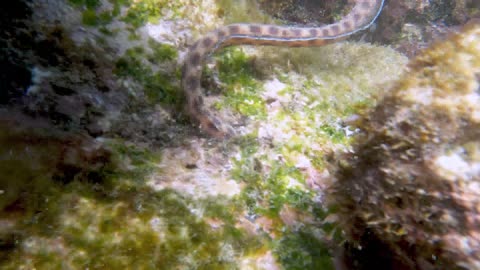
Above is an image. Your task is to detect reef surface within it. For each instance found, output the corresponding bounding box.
[0,0,476,269]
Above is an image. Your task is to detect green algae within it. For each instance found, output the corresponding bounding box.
[275,227,335,270]
[121,0,181,28]
[147,39,178,62]
[2,186,261,269]
[69,0,183,29]
[233,150,314,218]
[229,135,337,269]
[106,140,162,183]
[318,124,346,143]
[231,134,311,216]
[68,0,100,9]
[68,0,114,27]
[255,43,407,148]
[0,139,265,269]
[114,45,181,105]
[215,48,267,118]
[81,8,115,26]
[81,9,99,26]
[215,0,274,24]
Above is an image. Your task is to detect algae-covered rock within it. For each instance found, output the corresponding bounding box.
[0,110,112,210]
[328,24,480,269]
[373,0,480,57]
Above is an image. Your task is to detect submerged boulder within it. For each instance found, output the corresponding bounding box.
[329,24,480,269]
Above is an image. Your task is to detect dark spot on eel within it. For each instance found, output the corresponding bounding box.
[189,52,201,66]
[203,37,214,47]
[292,29,302,37]
[217,30,227,38]
[228,25,241,34]
[269,26,279,35]
[249,25,261,34]
[361,2,371,9]
[185,75,199,91]
[353,13,362,24]
[331,25,340,35]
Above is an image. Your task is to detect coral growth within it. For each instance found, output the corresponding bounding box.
[328,24,480,269]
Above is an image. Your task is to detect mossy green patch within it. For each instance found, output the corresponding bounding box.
[147,39,178,62]
[231,134,314,218]
[3,184,263,269]
[69,0,114,27]
[230,135,338,269]
[68,0,100,9]
[106,140,161,183]
[274,227,335,270]
[114,46,181,106]
[121,0,181,28]
[0,138,264,269]
[215,48,266,118]
[262,164,306,215]
[266,49,405,144]
[215,0,274,24]
[82,9,99,26]
[70,0,183,29]
[318,124,346,143]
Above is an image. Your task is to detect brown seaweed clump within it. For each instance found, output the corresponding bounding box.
[328,24,480,269]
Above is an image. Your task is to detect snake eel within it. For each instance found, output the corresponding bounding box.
[182,0,385,138]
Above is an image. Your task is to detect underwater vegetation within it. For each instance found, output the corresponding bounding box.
[1,0,477,269]
[328,23,480,269]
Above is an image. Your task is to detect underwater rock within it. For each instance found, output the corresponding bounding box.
[0,0,34,104]
[0,110,112,211]
[328,23,480,269]
[257,0,347,26]
[375,0,480,57]
[0,0,129,137]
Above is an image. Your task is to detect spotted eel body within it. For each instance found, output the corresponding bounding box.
[182,0,385,138]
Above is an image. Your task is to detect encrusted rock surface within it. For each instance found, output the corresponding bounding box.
[329,23,480,269]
